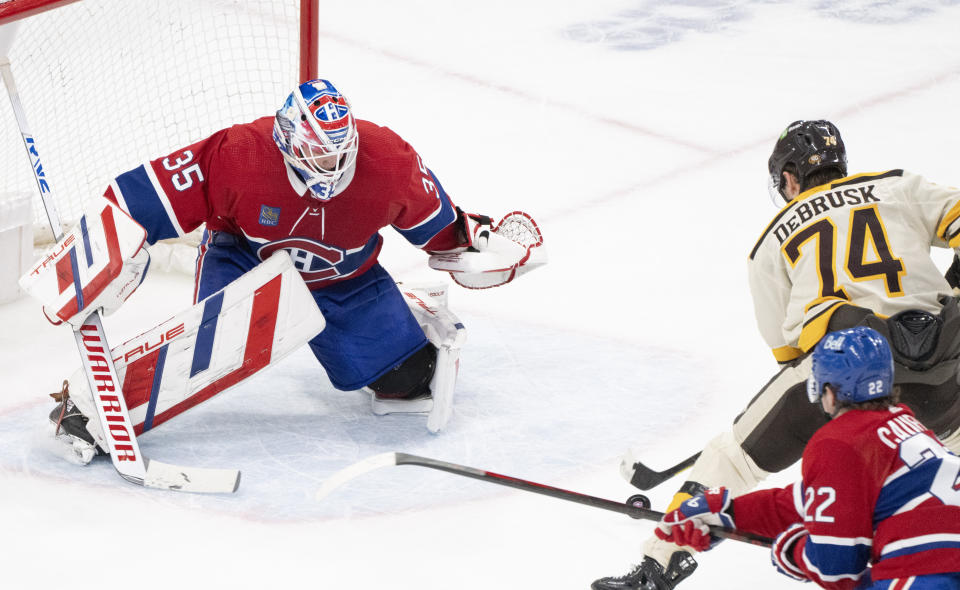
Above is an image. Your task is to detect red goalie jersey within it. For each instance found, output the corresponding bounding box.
[102,117,462,289]
[733,405,960,589]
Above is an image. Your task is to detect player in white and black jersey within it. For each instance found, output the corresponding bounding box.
[595,120,960,590]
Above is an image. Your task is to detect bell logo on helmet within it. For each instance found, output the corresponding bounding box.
[823,334,845,351]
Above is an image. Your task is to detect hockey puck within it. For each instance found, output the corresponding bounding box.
[626,493,651,516]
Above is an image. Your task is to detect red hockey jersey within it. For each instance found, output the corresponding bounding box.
[103,117,462,288]
[734,404,960,589]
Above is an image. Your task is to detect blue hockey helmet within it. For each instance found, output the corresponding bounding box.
[807,327,894,404]
[807,326,893,403]
[273,79,359,201]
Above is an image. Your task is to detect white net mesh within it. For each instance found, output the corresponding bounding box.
[0,0,305,247]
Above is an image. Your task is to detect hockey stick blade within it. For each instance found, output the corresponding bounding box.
[316,452,400,500]
[317,452,771,548]
[626,452,701,490]
[144,460,241,494]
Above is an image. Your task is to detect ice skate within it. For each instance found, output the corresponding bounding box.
[48,381,102,465]
[591,552,697,590]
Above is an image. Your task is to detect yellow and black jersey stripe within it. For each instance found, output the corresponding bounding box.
[797,298,849,352]
[937,200,960,247]
[749,170,904,260]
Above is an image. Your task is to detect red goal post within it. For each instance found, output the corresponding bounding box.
[0,0,318,255]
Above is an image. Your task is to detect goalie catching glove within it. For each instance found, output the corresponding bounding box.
[655,487,735,552]
[19,199,149,328]
[428,210,546,289]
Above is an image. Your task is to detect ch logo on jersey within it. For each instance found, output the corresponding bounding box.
[257,238,345,283]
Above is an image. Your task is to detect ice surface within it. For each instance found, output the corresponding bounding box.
[3,1,960,588]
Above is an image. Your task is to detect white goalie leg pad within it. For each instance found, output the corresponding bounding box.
[373,283,466,433]
[411,284,466,433]
[427,338,462,433]
[63,251,325,446]
[366,283,448,417]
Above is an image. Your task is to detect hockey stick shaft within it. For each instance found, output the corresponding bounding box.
[397,452,648,517]
[317,452,772,548]
[627,452,701,490]
[394,454,771,548]
[0,57,146,481]
[1,56,238,493]
[0,58,63,237]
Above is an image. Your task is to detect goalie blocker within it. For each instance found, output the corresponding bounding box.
[19,198,150,328]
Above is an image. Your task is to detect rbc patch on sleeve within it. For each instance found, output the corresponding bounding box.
[259,205,281,226]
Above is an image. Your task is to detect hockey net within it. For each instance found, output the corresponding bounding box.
[0,0,317,271]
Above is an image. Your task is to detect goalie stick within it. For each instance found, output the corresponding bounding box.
[1,56,239,493]
[625,451,701,491]
[316,452,773,548]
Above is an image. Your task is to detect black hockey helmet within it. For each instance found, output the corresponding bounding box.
[767,120,847,202]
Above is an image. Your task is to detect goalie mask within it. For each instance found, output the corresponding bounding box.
[273,79,359,201]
